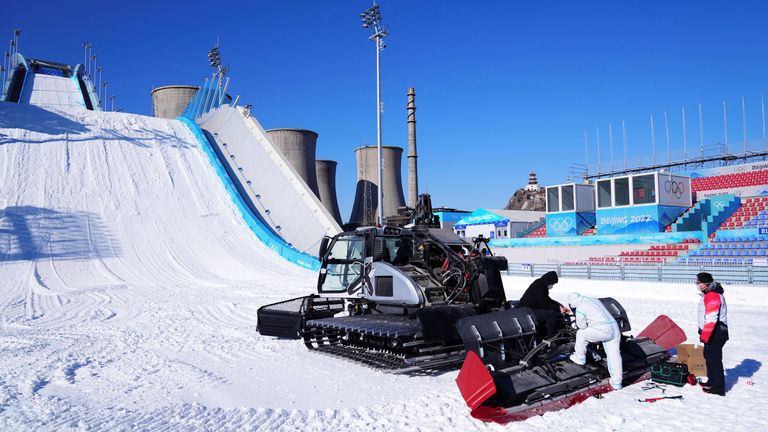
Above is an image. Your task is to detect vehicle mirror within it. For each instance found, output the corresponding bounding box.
[318,236,331,258]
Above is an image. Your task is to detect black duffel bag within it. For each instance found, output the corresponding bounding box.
[651,361,690,387]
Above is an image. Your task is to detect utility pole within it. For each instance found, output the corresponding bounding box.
[82,42,92,76]
[650,113,656,164]
[97,67,103,106]
[682,107,688,160]
[361,1,388,225]
[698,103,704,157]
[102,81,108,109]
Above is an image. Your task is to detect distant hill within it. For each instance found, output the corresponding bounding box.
[504,187,546,211]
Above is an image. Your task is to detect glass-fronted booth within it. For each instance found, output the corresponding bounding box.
[544,183,596,236]
[594,172,691,235]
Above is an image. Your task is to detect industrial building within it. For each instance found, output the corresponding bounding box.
[453,208,545,239]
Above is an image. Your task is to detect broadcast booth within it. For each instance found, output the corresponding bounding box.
[594,171,692,234]
[544,183,596,236]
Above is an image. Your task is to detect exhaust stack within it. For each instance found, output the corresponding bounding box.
[407,87,419,208]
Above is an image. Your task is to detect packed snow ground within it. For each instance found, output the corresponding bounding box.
[1,102,766,431]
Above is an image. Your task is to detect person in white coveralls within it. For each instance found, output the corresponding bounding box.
[566,292,624,390]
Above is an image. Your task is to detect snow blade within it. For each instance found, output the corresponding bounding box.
[469,382,615,424]
[637,315,686,350]
[456,351,496,410]
[455,301,679,424]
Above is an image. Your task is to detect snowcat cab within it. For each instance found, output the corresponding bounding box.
[316,225,506,312]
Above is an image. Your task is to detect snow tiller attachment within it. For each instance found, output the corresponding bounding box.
[454,300,686,424]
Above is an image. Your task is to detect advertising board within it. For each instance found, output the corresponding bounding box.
[545,211,596,236]
[595,205,686,235]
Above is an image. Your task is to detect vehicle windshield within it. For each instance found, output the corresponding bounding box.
[320,235,364,293]
[326,235,363,261]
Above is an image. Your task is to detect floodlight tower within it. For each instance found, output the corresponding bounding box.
[82,42,92,75]
[361,1,388,225]
[207,41,228,79]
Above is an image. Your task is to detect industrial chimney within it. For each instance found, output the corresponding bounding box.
[265,128,320,197]
[348,145,406,227]
[315,160,343,225]
[407,87,419,208]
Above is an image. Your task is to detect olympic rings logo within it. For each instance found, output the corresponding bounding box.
[664,180,685,198]
[713,201,726,209]
[549,217,574,231]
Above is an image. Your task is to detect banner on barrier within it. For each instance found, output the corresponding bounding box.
[684,160,768,178]
[715,227,768,241]
[596,205,686,235]
[545,211,596,236]
[490,230,705,248]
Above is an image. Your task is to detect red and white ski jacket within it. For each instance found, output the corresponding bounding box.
[698,283,728,344]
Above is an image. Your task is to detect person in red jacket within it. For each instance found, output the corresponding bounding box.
[696,272,729,396]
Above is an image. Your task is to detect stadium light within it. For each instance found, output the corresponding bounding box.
[82,42,92,75]
[102,80,108,109]
[360,1,389,225]
[13,28,20,59]
[97,67,103,100]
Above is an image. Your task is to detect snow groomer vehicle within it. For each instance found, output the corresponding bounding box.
[257,195,510,372]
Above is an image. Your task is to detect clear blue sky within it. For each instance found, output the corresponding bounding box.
[3,1,768,219]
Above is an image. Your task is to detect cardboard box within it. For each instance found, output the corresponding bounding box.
[676,343,707,376]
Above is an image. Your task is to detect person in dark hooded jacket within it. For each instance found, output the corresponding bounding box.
[518,271,569,339]
[696,272,729,396]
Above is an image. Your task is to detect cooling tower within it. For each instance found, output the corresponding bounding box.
[407,87,419,209]
[151,85,199,118]
[315,160,343,225]
[266,128,320,197]
[348,145,406,227]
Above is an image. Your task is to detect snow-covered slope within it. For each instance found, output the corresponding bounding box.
[1,102,766,430]
[18,74,85,110]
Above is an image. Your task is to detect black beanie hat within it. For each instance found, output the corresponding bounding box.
[696,272,714,284]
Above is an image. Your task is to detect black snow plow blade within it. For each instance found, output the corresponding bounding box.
[302,305,478,373]
[454,300,686,424]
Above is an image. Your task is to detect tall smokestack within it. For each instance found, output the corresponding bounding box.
[348,145,406,227]
[407,87,419,208]
[265,128,320,197]
[315,160,343,225]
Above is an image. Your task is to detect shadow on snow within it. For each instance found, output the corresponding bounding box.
[0,206,120,262]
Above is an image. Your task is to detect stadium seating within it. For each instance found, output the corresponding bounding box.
[525,225,547,238]
[608,241,701,265]
[715,196,768,230]
[692,170,768,192]
[681,234,768,265]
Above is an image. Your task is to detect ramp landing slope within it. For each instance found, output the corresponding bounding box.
[197,106,342,253]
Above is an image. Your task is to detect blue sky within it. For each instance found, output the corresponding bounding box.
[3,1,768,219]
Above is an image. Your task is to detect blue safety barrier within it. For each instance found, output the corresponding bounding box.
[178,116,321,271]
